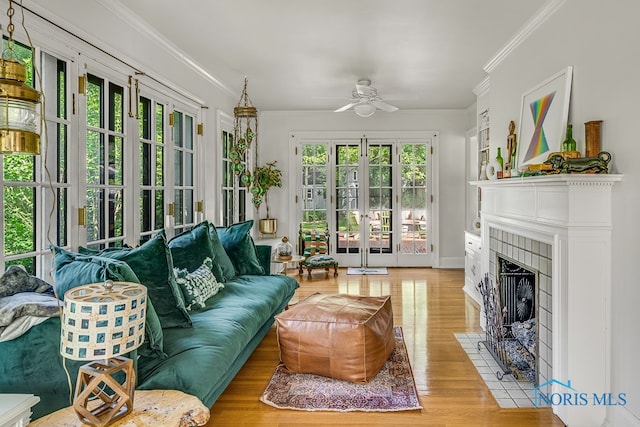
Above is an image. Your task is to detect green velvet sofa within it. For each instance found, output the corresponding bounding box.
[0,220,298,420]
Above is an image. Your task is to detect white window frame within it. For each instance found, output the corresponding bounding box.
[0,15,207,277]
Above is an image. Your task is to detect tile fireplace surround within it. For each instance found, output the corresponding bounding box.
[477,174,622,426]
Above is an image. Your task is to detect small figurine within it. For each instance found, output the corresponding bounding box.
[544,151,611,174]
[505,121,517,178]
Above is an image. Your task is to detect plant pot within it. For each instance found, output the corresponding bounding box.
[259,218,277,236]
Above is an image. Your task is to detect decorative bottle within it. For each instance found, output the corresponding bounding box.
[277,236,293,260]
[495,148,504,170]
[561,124,577,152]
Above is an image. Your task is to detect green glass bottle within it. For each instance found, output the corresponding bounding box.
[496,147,504,169]
[561,124,577,152]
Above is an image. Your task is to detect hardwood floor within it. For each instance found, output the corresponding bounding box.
[205,268,565,426]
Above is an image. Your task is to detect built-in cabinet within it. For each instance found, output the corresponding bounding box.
[463,231,482,305]
[464,82,489,307]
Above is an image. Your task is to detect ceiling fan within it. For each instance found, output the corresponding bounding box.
[334,79,399,117]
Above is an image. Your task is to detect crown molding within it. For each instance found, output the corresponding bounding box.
[483,0,567,73]
[473,76,490,97]
[103,0,238,99]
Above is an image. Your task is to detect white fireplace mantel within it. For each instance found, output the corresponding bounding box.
[477,174,622,427]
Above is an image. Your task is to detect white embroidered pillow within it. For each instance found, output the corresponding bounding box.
[174,257,224,310]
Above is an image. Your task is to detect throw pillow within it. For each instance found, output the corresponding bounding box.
[85,232,192,329]
[216,220,265,276]
[208,223,237,281]
[50,245,165,357]
[168,221,224,283]
[51,246,141,299]
[174,257,224,311]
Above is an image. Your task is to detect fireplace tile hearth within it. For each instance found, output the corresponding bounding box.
[455,333,541,409]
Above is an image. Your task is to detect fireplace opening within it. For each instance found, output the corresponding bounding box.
[478,254,538,384]
[498,256,537,326]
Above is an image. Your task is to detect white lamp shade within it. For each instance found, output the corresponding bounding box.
[60,282,147,361]
[354,103,376,118]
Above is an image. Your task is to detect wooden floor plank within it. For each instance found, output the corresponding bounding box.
[204,267,565,426]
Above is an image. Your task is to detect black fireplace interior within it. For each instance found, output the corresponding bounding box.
[498,256,536,326]
[477,255,538,384]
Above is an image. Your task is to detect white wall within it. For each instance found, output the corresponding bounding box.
[487,0,640,424]
[258,109,468,266]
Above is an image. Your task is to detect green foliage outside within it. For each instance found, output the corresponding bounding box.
[2,39,37,273]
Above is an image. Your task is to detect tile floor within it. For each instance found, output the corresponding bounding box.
[455,332,541,408]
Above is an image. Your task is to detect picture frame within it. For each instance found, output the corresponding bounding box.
[516,66,573,170]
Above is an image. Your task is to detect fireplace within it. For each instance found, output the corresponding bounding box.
[482,231,552,389]
[497,255,536,326]
[477,174,621,426]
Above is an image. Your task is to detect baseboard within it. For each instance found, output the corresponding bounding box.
[605,406,640,427]
[463,286,482,307]
[438,256,464,269]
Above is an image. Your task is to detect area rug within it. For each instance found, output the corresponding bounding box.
[260,327,422,412]
[346,267,388,275]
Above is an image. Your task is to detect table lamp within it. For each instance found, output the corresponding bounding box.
[60,280,147,427]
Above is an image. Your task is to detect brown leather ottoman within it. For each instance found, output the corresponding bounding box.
[275,293,395,383]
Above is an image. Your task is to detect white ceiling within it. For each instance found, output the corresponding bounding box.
[35,0,548,112]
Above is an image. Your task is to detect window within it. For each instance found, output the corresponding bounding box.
[0,23,205,277]
[84,74,126,249]
[139,96,165,243]
[221,127,247,226]
[0,40,72,274]
[172,110,197,235]
[300,143,328,225]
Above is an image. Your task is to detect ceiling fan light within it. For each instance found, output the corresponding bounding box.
[354,103,375,118]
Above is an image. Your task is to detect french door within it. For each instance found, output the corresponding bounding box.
[297,132,436,268]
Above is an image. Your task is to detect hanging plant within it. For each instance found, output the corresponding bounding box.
[245,161,282,218]
[232,78,258,176]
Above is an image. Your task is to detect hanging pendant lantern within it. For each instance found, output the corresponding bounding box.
[0,1,41,155]
[232,77,258,175]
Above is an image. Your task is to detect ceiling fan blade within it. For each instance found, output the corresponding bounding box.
[371,100,399,112]
[334,102,359,113]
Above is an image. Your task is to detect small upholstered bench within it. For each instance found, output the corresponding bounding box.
[298,224,338,279]
[275,293,395,383]
[298,254,338,279]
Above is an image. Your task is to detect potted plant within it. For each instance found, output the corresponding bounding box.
[245,161,282,235]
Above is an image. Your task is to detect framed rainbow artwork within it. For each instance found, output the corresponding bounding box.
[516,66,573,170]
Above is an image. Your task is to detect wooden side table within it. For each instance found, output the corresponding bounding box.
[271,255,305,275]
[28,390,209,427]
[0,394,40,427]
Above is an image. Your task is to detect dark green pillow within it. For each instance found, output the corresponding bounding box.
[50,245,165,357]
[208,223,237,281]
[51,246,140,299]
[87,232,192,329]
[216,220,265,276]
[169,221,224,283]
[138,297,166,359]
